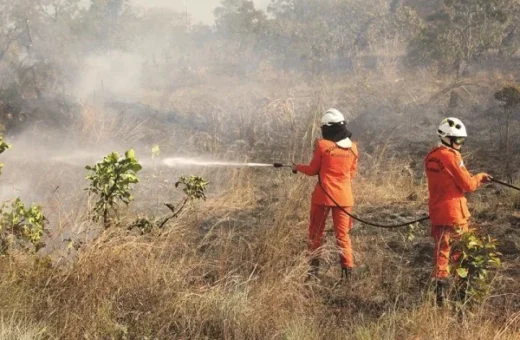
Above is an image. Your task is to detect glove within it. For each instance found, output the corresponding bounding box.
[477,173,492,184]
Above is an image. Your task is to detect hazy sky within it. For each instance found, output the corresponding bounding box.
[131,0,271,24]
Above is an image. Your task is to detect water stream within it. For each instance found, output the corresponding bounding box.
[162,157,272,168]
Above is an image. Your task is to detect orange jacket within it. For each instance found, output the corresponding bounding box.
[296,139,358,207]
[425,145,486,226]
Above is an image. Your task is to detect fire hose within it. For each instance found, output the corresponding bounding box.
[490,177,520,191]
[316,177,428,229]
[273,163,520,229]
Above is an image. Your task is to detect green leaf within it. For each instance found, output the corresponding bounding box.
[125,149,136,160]
[456,268,468,278]
[129,163,142,172]
[152,145,160,157]
[468,240,479,248]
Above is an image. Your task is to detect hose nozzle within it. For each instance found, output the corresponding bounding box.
[273,162,297,174]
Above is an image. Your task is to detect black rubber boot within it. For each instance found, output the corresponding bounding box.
[454,280,468,303]
[341,267,352,282]
[435,279,449,306]
[305,258,320,281]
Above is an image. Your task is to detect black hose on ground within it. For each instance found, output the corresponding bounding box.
[275,164,520,228]
[318,177,520,228]
[317,177,430,229]
[274,163,429,228]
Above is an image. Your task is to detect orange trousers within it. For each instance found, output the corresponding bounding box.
[309,204,354,268]
[431,223,469,279]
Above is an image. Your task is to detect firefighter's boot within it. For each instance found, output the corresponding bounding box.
[341,267,352,282]
[305,258,320,281]
[435,279,449,306]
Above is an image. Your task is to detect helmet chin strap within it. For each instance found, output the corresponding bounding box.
[441,137,460,150]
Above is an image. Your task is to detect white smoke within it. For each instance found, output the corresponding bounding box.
[131,0,271,24]
[73,51,144,100]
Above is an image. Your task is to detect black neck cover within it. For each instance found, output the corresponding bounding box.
[321,123,352,142]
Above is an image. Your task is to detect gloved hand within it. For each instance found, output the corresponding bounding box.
[477,173,492,184]
[291,163,298,173]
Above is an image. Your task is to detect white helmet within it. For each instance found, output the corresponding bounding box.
[437,117,467,138]
[321,108,345,126]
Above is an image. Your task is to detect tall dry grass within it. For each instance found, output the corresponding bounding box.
[0,162,518,339]
[0,314,46,340]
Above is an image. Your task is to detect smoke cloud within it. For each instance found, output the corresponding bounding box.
[131,0,271,24]
[73,52,145,100]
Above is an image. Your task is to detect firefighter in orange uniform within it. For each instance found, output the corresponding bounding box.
[425,118,490,303]
[293,109,358,281]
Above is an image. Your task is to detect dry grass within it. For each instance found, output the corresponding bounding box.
[0,164,518,339]
[0,314,46,340]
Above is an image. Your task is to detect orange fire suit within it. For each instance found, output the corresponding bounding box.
[296,139,358,268]
[425,145,487,278]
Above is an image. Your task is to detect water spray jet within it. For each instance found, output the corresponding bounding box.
[162,157,295,172]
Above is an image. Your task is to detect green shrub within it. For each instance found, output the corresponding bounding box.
[0,198,46,255]
[86,149,142,227]
[450,230,502,304]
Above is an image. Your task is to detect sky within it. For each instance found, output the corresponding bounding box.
[131,0,271,24]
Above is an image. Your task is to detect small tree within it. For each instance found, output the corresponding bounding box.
[494,85,520,178]
[450,230,502,304]
[494,85,520,151]
[130,175,209,233]
[157,176,209,229]
[0,135,46,255]
[86,149,142,227]
[214,0,267,49]
[0,198,46,255]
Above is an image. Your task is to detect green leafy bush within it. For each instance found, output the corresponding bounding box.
[450,230,502,303]
[131,175,209,232]
[156,176,209,229]
[0,198,46,255]
[0,136,46,255]
[175,176,209,201]
[86,149,142,227]
[0,135,11,175]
